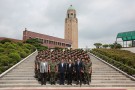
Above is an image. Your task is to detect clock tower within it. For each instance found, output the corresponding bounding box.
[64,5,78,49]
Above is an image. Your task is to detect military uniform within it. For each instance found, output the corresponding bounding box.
[50,61,57,84]
[34,57,38,78]
[84,61,92,85]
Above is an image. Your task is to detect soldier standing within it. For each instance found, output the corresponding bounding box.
[84,59,92,85]
[49,59,57,85]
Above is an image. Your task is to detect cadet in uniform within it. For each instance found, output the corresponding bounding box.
[49,59,57,84]
[84,59,92,85]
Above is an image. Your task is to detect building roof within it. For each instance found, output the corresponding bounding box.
[117,30,135,41]
[68,5,75,10]
[24,30,72,44]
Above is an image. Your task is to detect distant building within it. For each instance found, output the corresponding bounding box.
[23,30,72,48]
[65,5,78,49]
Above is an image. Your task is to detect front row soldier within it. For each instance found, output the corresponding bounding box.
[49,59,57,85]
[84,59,92,85]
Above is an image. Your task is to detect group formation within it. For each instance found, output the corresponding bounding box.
[35,49,92,86]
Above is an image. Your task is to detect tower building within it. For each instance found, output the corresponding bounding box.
[64,5,78,49]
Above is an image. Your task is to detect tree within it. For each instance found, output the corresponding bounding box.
[94,43,102,48]
[25,38,48,51]
[102,44,109,49]
[109,44,114,49]
[109,43,122,49]
[115,43,122,49]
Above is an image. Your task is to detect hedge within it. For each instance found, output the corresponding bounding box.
[0,40,36,74]
[90,49,135,76]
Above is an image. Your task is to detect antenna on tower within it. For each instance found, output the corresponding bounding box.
[25,28,27,31]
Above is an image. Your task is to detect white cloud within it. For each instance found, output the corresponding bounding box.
[0,0,135,48]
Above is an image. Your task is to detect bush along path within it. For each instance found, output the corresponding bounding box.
[0,39,36,74]
[90,49,135,77]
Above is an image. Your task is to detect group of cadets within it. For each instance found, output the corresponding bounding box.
[35,49,92,86]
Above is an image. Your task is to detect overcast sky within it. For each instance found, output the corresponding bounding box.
[0,0,135,48]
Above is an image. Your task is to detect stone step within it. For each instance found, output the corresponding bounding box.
[11,70,34,72]
[0,83,135,87]
[91,78,130,80]
[4,74,35,77]
[4,75,125,77]
[7,72,35,74]
[1,77,36,80]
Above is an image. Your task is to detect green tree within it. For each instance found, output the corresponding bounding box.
[109,44,114,49]
[102,44,109,49]
[25,38,48,51]
[94,43,102,48]
[115,43,122,49]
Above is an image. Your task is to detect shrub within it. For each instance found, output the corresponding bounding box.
[17,42,23,46]
[91,48,135,75]
[20,51,27,58]
[8,53,21,62]
[24,49,30,54]
[0,55,10,66]
[24,44,33,50]
[7,49,18,54]
[7,44,16,49]
[0,47,4,52]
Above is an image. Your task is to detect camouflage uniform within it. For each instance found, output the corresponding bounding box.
[50,61,57,84]
[84,61,91,85]
[34,58,38,78]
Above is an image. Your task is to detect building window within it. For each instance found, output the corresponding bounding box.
[46,40,48,44]
[44,40,46,43]
[49,41,51,44]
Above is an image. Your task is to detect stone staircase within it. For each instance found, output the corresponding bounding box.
[0,51,135,88]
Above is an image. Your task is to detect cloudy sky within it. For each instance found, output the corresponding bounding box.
[0,0,135,48]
